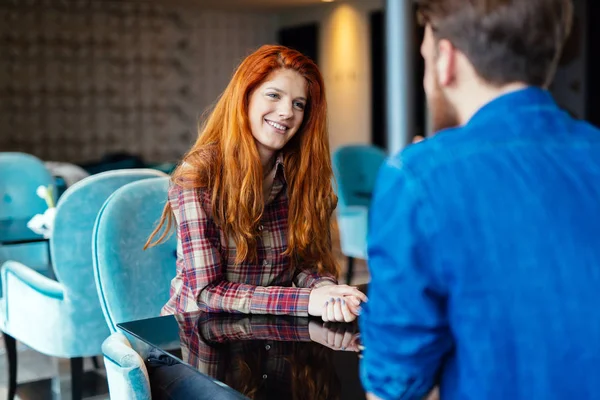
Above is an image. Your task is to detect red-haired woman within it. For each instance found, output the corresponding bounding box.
[148,44,366,321]
[146,44,366,399]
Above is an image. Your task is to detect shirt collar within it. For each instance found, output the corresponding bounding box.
[466,86,557,127]
[273,152,286,184]
[264,153,286,205]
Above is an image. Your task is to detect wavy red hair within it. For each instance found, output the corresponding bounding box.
[147,45,338,277]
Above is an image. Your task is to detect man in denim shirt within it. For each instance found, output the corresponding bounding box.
[360,0,600,399]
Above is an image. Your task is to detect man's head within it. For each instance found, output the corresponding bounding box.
[416,0,573,131]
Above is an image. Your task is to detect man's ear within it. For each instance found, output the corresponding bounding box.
[435,38,457,87]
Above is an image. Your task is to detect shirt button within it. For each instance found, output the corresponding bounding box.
[262,374,268,379]
[265,344,271,350]
[263,259,269,266]
[258,225,264,232]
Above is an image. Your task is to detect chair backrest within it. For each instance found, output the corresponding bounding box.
[0,152,55,220]
[93,177,176,332]
[51,169,167,303]
[332,145,386,208]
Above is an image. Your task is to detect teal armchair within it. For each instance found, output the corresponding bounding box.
[0,152,56,284]
[332,145,386,283]
[93,177,176,399]
[0,169,167,400]
[0,152,55,220]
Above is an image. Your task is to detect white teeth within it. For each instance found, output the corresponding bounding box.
[267,120,287,130]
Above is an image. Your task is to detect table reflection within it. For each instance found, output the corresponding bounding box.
[0,218,46,245]
[173,312,361,400]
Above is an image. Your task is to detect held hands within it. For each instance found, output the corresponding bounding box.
[308,284,368,323]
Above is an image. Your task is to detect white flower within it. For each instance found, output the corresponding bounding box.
[35,185,55,209]
[26,208,56,239]
[36,185,48,200]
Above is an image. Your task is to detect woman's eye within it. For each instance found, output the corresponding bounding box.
[267,93,280,99]
[294,102,305,110]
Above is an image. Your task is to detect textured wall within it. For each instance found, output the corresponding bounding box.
[0,0,276,163]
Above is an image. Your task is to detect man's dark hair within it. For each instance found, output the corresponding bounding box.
[415,0,573,87]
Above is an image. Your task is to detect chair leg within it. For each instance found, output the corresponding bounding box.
[346,256,355,285]
[3,332,17,400]
[91,356,100,370]
[70,357,83,400]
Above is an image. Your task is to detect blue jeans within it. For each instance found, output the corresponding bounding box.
[146,349,246,400]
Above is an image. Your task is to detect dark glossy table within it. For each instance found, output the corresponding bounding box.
[0,217,53,279]
[120,312,367,399]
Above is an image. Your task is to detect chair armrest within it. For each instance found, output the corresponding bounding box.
[1,260,64,300]
[102,332,146,369]
[102,332,152,400]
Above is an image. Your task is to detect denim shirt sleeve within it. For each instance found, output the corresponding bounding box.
[359,157,453,400]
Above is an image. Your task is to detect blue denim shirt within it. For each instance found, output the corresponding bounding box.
[360,87,600,400]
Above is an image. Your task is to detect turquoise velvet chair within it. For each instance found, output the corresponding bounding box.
[93,177,176,400]
[0,152,55,220]
[0,169,167,400]
[0,152,57,286]
[332,145,386,283]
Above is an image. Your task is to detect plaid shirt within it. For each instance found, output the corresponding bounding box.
[162,156,337,316]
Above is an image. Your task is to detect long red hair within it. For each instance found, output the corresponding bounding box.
[146,45,338,277]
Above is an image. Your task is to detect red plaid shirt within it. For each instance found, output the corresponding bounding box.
[162,157,337,316]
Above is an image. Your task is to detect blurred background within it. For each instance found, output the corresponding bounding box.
[0,0,595,165]
[1,0,384,165]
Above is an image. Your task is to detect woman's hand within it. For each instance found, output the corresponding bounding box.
[321,296,360,322]
[308,284,367,322]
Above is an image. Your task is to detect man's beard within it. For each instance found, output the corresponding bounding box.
[428,77,460,133]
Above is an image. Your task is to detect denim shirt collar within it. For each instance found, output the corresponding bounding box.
[466,86,557,127]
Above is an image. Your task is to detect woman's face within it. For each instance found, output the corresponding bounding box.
[248,68,308,165]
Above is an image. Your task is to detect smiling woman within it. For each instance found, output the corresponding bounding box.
[147,44,367,318]
[143,44,367,399]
